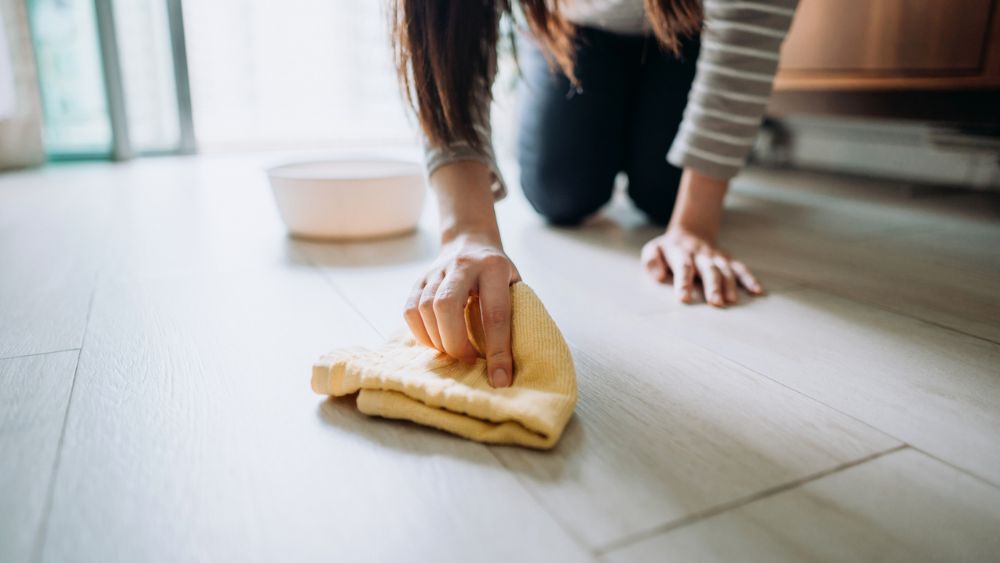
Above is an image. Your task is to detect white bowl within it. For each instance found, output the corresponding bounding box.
[266,158,427,240]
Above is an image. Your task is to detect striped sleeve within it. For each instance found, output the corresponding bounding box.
[667,0,799,180]
[421,111,509,203]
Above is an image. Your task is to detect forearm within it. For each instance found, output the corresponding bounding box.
[667,168,729,244]
[429,161,503,247]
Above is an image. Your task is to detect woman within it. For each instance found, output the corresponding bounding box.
[393,0,799,387]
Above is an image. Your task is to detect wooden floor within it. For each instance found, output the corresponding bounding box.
[2,154,999,562]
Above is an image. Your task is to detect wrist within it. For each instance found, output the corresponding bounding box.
[431,161,502,247]
[667,168,729,243]
[440,222,502,248]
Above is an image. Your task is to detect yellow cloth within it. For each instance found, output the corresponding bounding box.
[311,281,577,449]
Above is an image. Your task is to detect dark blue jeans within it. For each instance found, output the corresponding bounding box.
[516,26,700,226]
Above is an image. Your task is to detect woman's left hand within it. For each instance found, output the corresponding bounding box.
[641,224,764,307]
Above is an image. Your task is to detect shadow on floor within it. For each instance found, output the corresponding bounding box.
[282,226,439,269]
[316,397,582,479]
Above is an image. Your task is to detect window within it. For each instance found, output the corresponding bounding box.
[27,0,112,156]
[181,0,413,150]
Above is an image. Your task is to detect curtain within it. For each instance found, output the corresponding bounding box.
[0,0,44,170]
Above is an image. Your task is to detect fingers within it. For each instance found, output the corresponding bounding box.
[731,260,764,295]
[418,272,445,351]
[714,256,738,305]
[695,253,725,307]
[404,278,433,347]
[649,227,762,307]
[667,249,696,304]
[477,271,513,388]
[433,273,478,363]
[641,241,668,283]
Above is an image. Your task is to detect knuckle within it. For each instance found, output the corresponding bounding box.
[433,292,462,312]
[446,340,474,359]
[403,304,421,320]
[479,253,508,269]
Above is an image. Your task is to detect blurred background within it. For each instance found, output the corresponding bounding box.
[0,0,998,189]
[0,0,413,163]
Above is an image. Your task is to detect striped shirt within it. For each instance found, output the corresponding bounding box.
[423,0,800,202]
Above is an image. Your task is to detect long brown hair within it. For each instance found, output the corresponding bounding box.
[390,0,702,152]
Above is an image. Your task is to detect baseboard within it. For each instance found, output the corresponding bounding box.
[754,116,1000,191]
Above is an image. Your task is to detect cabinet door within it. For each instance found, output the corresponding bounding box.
[779,0,993,73]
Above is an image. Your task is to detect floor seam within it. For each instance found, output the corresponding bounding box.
[796,282,1000,347]
[594,444,909,556]
[293,246,387,340]
[0,348,82,362]
[638,302,907,449]
[485,447,600,561]
[905,445,1000,491]
[637,282,992,462]
[30,285,98,563]
[705,345,904,445]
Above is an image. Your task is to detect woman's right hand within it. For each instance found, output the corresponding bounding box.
[404,230,521,388]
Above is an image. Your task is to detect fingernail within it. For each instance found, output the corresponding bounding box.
[491,367,510,388]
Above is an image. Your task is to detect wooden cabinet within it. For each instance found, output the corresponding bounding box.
[774,0,1000,90]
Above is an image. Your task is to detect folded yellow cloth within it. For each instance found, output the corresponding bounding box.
[311,281,577,449]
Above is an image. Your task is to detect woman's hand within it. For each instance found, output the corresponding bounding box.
[405,232,521,387]
[404,160,518,388]
[640,167,764,307]
[641,226,762,306]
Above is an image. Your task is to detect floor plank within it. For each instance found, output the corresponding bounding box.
[640,288,1000,486]
[97,156,300,283]
[0,351,79,563]
[305,229,901,550]
[496,303,899,549]
[724,171,1000,342]
[606,448,1000,563]
[732,168,1000,242]
[39,270,589,563]
[0,166,112,358]
[5,156,998,560]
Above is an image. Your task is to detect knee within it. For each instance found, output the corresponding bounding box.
[629,191,675,226]
[519,162,614,226]
[626,168,681,227]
